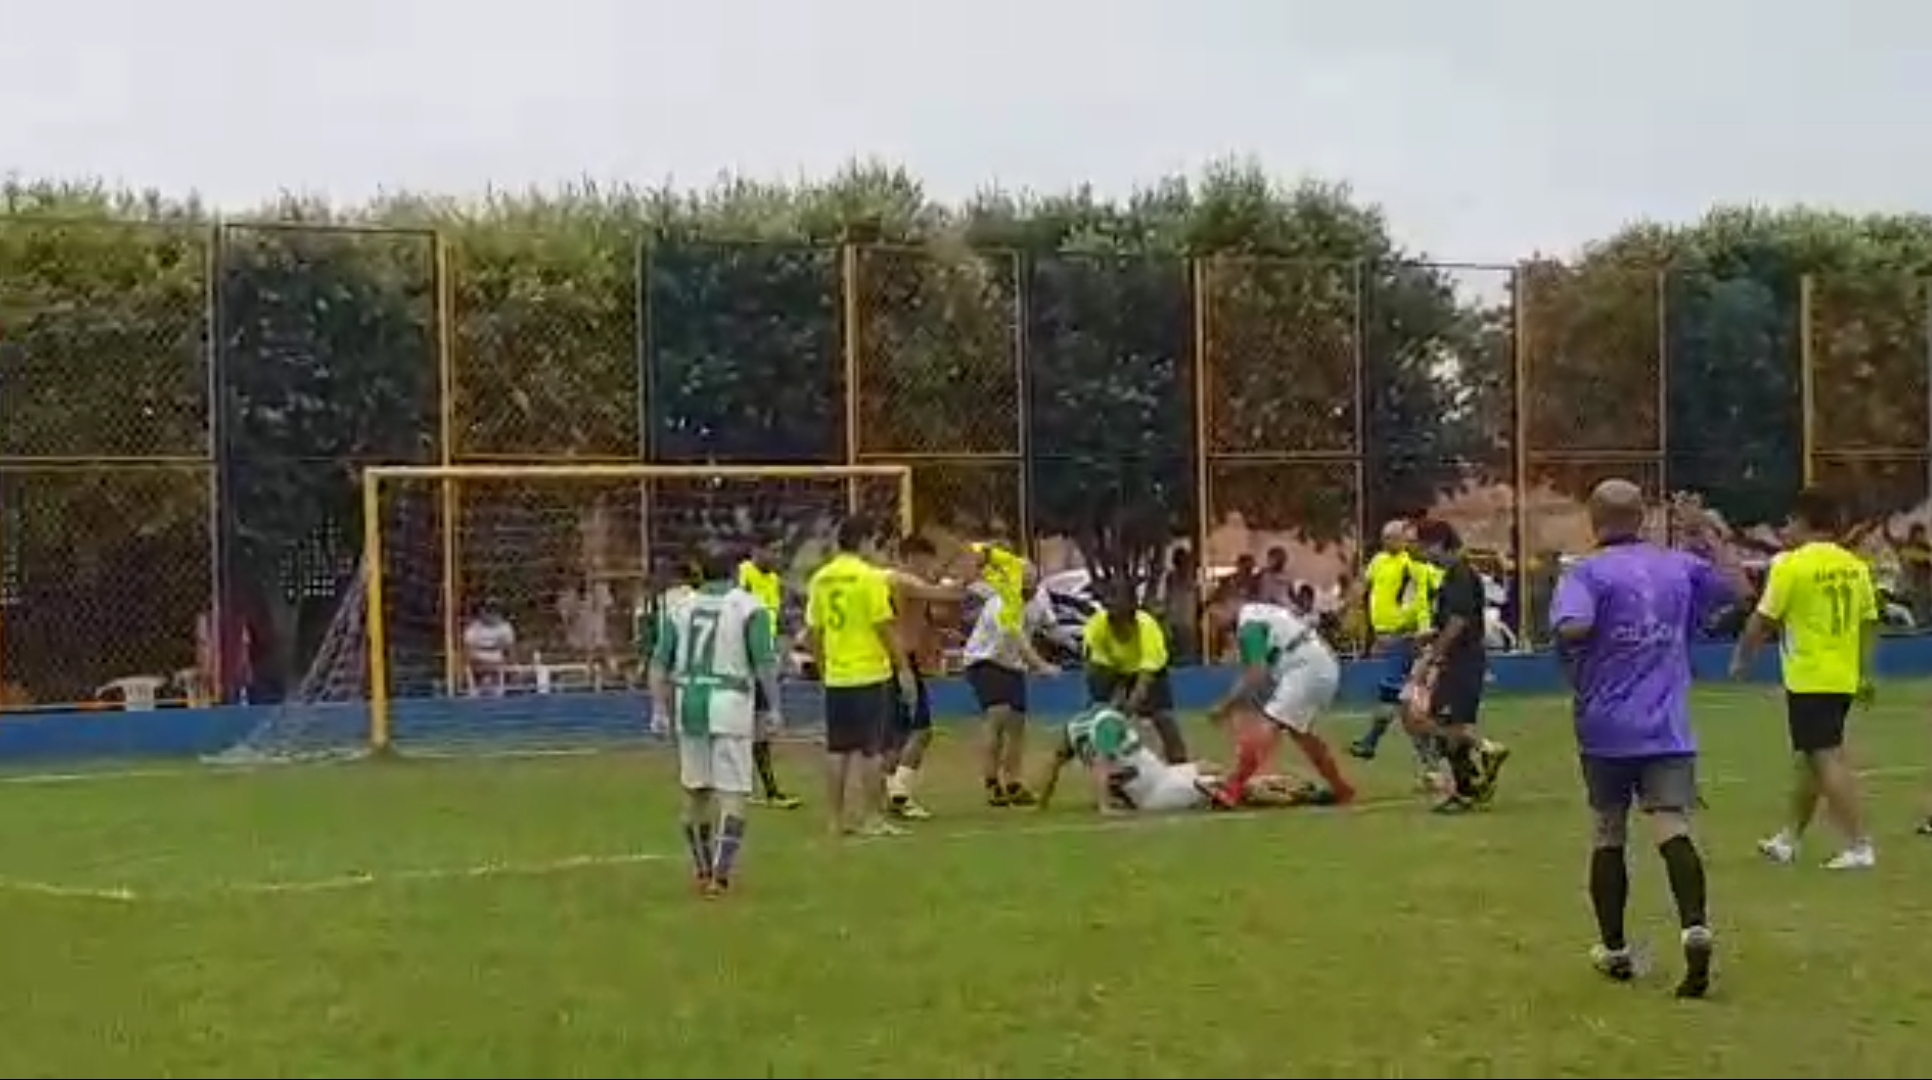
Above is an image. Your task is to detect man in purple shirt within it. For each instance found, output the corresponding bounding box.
[1551,481,1746,1000]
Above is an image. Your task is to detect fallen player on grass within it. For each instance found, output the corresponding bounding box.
[1033,705,1340,814]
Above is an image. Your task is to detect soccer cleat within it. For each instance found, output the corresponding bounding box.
[850,818,909,839]
[889,795,933,821]
[985,789,1011,808]
[751,793,803,810]
[1003,785,1038,808]
[1473,741,1510,804]
[1917,818,1932,836]
[1756,835,1797,864]
[1675,925,1714,999]
[1589,944,1637,983]
[1346,739,1377,761]
[1431,793,1473,815]
[1823,844,1876,870]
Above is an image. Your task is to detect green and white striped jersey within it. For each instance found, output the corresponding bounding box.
[651,582,775,738]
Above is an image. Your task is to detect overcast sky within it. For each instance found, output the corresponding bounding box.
[2,0,1924,261]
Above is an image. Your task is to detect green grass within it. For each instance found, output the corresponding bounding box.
[1,685,1930,1078]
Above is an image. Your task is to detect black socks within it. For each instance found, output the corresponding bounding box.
[1658,834,1709,930]
[1589,845,1630,951]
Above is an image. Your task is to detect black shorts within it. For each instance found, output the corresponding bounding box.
[893,659,932,737]
[1430,660,1486,727]
[1785,691,1853,753]
[1085,666,1175,713]
[823,680,894,756]
[1580,754,1698,814]
[966,660,1028,714]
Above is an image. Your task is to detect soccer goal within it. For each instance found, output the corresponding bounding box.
[211,463,914,762]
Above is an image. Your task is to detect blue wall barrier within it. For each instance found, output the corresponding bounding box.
[5,636,1931,763]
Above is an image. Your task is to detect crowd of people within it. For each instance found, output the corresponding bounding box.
[645,480,1932,1002]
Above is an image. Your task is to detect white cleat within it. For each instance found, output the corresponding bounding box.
[1757,836,1797,865]
[1823,845,1876,871]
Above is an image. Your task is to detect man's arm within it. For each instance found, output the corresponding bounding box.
[647,615,676,733]
[884,568,964,603]
[1012,593,1059,674]
[745,605,782,723]
[1125,613,1170,711]
[1731,558,1791,676]
[1859,567,1881,697]
[1549,568,1595,687]
[1212,621,1273,721]
[1421,566,1479,669]
[1033,737,1075,809]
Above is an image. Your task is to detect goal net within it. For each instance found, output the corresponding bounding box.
[211,464,913,761]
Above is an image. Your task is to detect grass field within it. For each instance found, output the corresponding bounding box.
[1,685,1930,1078]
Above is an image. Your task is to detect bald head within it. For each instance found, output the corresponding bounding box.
[1380,519,1412,551]
[1588,479,1646,540]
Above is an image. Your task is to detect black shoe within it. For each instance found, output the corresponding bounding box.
[1675,927,1714,999]
[1915,817,1932,836]
[1347,740,1377,761]
[1590,945,1636,983]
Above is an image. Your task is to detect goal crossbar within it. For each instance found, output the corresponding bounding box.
[358,462,915,752]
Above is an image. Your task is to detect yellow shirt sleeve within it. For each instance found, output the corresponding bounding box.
[1858,564,1879,622]
[1134,612,1169,672]
[1756,557,1792,621]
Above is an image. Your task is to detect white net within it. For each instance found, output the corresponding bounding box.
[211,467,910,761]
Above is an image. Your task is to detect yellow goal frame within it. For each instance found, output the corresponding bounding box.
[359,462,916,752]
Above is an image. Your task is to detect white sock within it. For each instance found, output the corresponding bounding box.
[889,766,916,798]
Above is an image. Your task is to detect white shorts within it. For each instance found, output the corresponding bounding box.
[1259,646,1340,733]
[677,733,754,795]
[1125,760,1208,812]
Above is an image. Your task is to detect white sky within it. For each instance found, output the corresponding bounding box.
[2,0,1925,262]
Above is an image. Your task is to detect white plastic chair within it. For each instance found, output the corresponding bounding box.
[98,675,167,711]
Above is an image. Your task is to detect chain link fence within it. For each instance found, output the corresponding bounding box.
[12,220,1932,706]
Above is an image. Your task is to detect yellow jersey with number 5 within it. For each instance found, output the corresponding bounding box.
[806,553,895,687]
[1757,541,1875,694]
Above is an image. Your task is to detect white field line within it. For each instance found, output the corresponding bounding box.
[3,763,1923,906]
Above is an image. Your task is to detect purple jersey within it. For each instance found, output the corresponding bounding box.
[1550,540,1733,758]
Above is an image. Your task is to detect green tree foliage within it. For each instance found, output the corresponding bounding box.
[1538,207,1932,527]
[14,166,1932,699]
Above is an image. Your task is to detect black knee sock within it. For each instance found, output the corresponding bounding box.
[1658,834,1709,929]
[1588,845,1630,951]
[752,740,780,797]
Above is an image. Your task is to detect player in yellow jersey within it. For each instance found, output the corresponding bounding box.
[1732,488,1878,870]
[737,543,801,810]
[1351,520,1436,770]
[806,517,913,838]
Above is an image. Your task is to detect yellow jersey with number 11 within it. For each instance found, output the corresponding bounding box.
[1757,541,1876,695]
[806,553,895,687]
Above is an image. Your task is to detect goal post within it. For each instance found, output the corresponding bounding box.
[213,463,913,762]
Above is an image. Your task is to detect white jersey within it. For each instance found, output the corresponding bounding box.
[1236,602,1327,671]
[658,584,768,738]
[1238,601,1339,731]
[462,617,515,664]
[961,584,1053,669]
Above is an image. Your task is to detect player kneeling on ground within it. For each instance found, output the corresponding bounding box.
[649,551,780,897]
[1034,705,1337,813]
[1204,577,1356,809]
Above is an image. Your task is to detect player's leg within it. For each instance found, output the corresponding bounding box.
[1637,755,1714,998]
[887,665,935,819]
[1580,755,1639,981]
[968,662,1014,806]
[999,671,1035,805]
[1142,668,1188,764]
[1261,654,1354,804]
[1352,635,1414,759]
[707,735,755,894]
[1430,669,1500,810]
[1804,694,1872,867]
[1212,707,1283,808]
[851,682,907,837]
[677,735,719,891]
[749,682,800,810]
[821,687,862,836]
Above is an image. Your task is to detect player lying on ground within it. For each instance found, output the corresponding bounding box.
[1033,705,1340,813]
[649,551,780,896]
[1203,578,1357,808]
